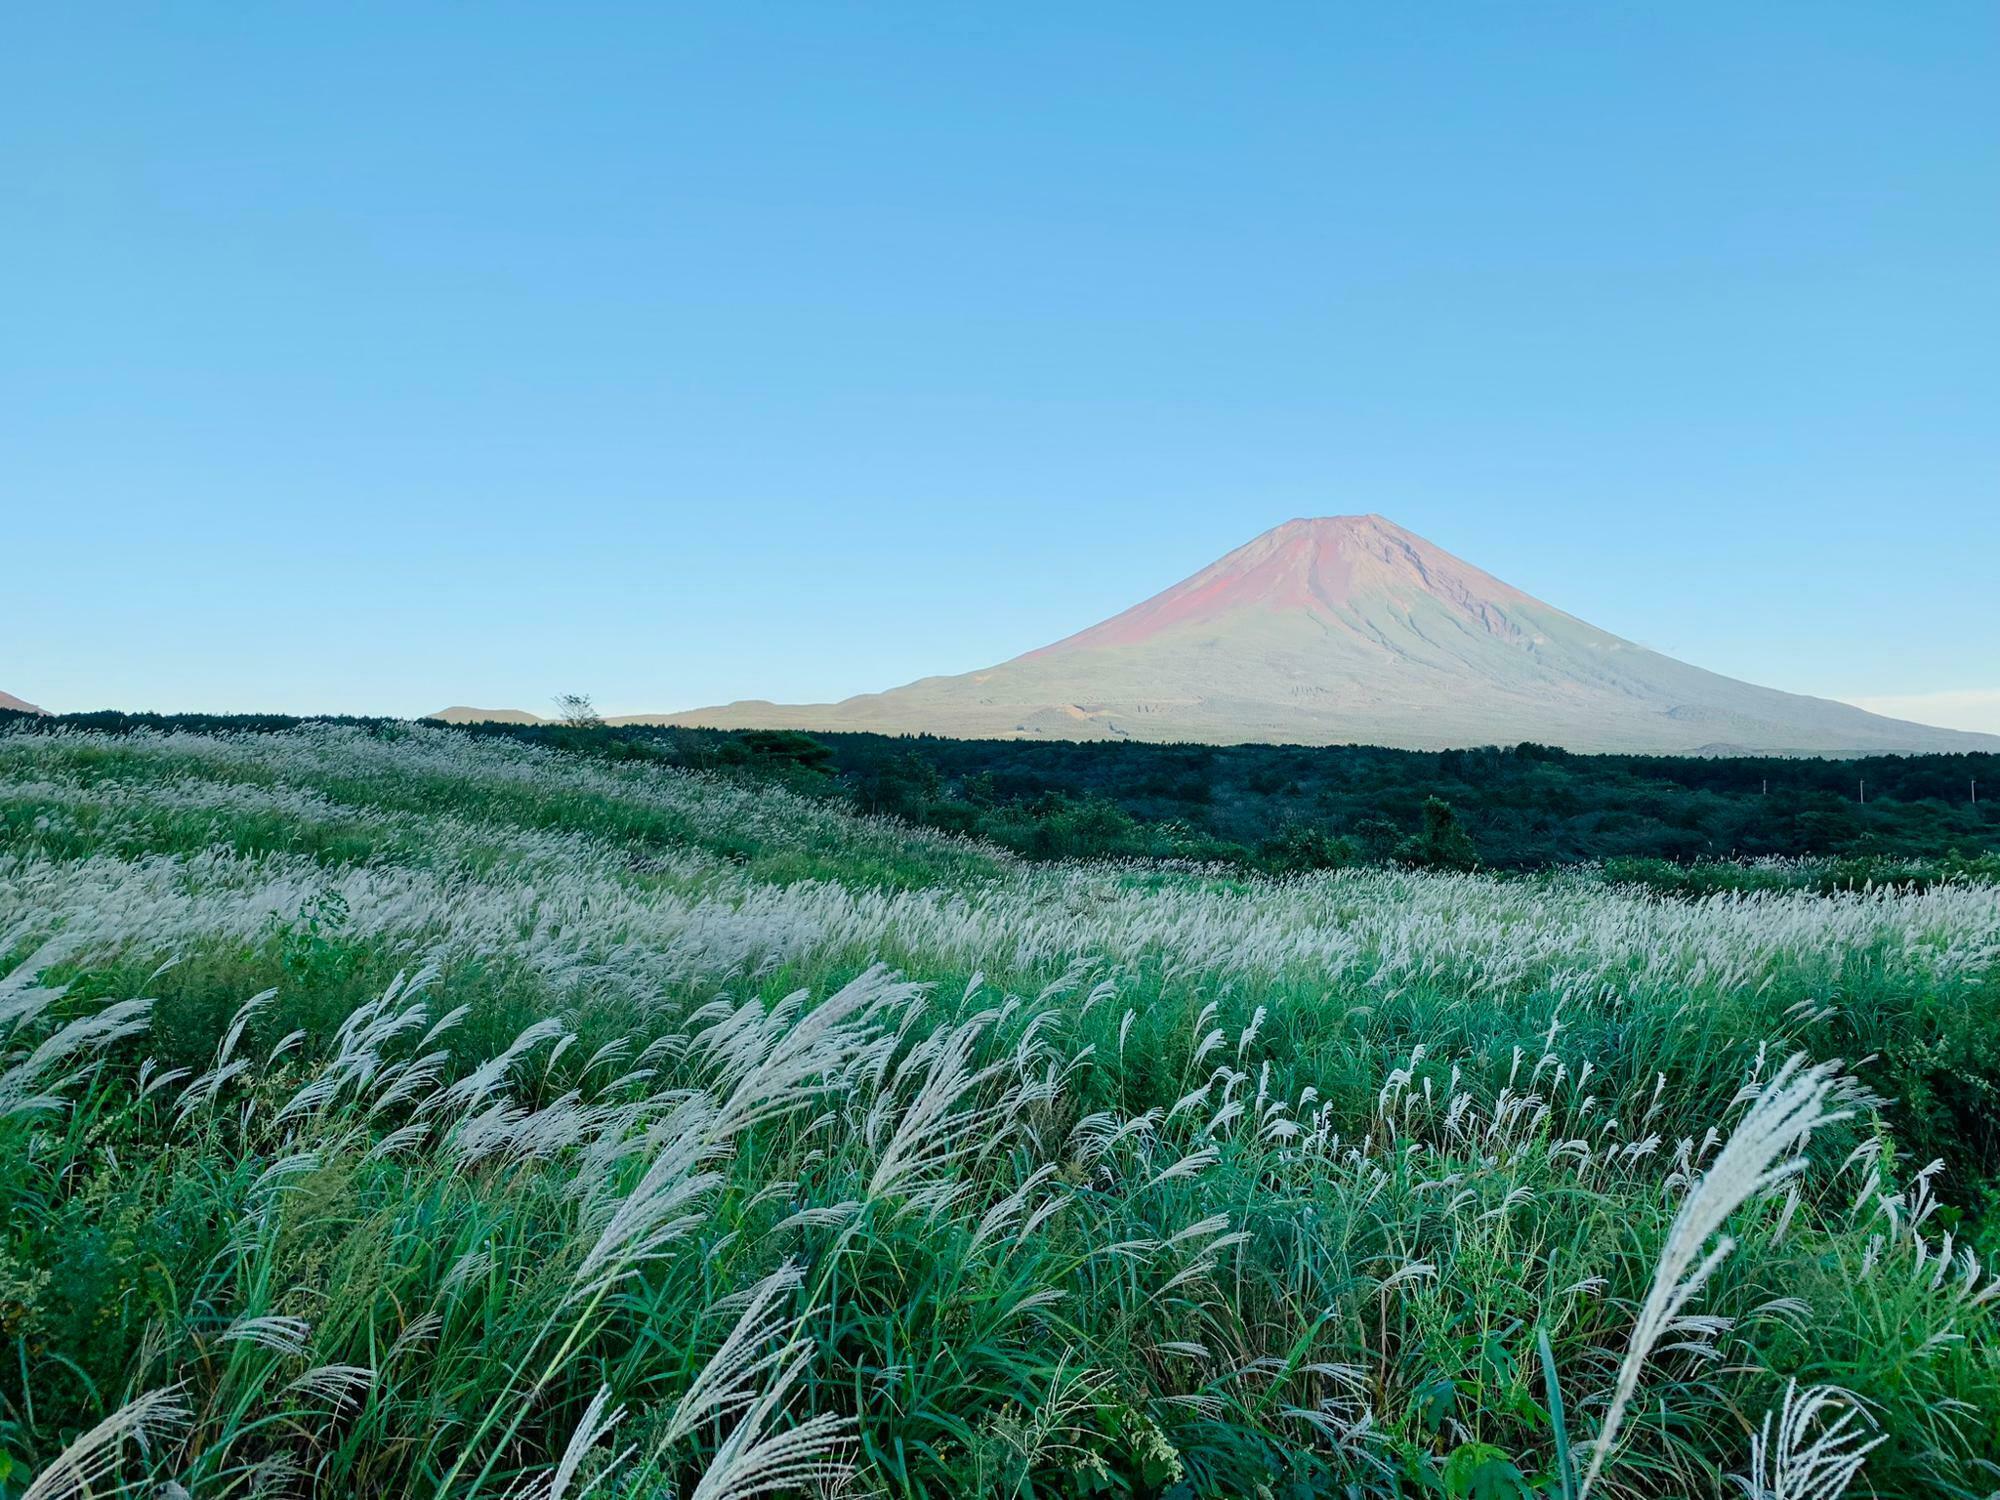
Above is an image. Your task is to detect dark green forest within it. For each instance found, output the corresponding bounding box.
[15,708,1997,884]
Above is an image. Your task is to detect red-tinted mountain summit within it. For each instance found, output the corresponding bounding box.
[643,516,1998,754]
[0,691,45,715]
[1025,515,1533,658]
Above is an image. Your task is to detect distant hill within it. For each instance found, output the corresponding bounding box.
[429,705,545,725]
[0,691,46,715]
[634,516,1999,756]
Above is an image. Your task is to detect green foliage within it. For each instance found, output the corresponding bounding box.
[1016,793,1144,860]
[274,886,360,989]
[1439,1442,1529,1498]
[1257,824,1362,874]
[1397,796,1479,870]
[732,728,837,779]
[851,748,943,817]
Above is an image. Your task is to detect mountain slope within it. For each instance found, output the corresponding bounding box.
[641,516,1999,755]
[0,691,45,715]
[429,706,546,725]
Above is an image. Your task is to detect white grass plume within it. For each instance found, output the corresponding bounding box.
[1579,1053,1851,1497]
[687,1356,853,1500]
[663,1263,806,1446]
[0,943,71,1036]
[21,1384,190,1500]
[571,1097,723,1302]
[509,1384,631,1500]
[1,999,154,1119]
[655,1265,855,1500]
[222,1313,314,1357]
[1732,1381,1883,1500]
[284,1362,376,1411]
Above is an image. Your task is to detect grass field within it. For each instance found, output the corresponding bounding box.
[3,724,1998,1498]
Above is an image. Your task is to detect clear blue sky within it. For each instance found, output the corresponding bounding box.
[5,4,1997,727]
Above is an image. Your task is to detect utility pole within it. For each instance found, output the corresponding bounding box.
[1859,778,1866,805]
[1975,778,1980,806]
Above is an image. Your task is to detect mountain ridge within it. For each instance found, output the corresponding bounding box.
[429,705,546,725]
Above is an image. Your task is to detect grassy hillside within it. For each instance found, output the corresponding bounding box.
[2,723,1998,1496]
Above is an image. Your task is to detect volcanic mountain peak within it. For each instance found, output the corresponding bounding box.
[1029,514,1534,658]
[609,516,2000,754]
[0,690,45,716]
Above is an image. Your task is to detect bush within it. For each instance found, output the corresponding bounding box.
[1258,824,1361,874]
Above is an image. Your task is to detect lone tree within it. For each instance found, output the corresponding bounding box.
[1397,796,1479,871]
[553,692,603,729]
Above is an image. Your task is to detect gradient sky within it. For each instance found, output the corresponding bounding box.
[5,4,1997,729]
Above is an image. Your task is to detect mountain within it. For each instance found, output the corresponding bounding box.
[0,691,46,715]
[429,706,545,725]
[639,516,2000,755]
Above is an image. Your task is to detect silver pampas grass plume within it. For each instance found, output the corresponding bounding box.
[1732,1380,1883,1500]
[1580,1054,1851,1498]
[20,1385,189,1500]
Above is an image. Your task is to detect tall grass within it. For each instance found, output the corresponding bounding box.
[1,724,1997,1497]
